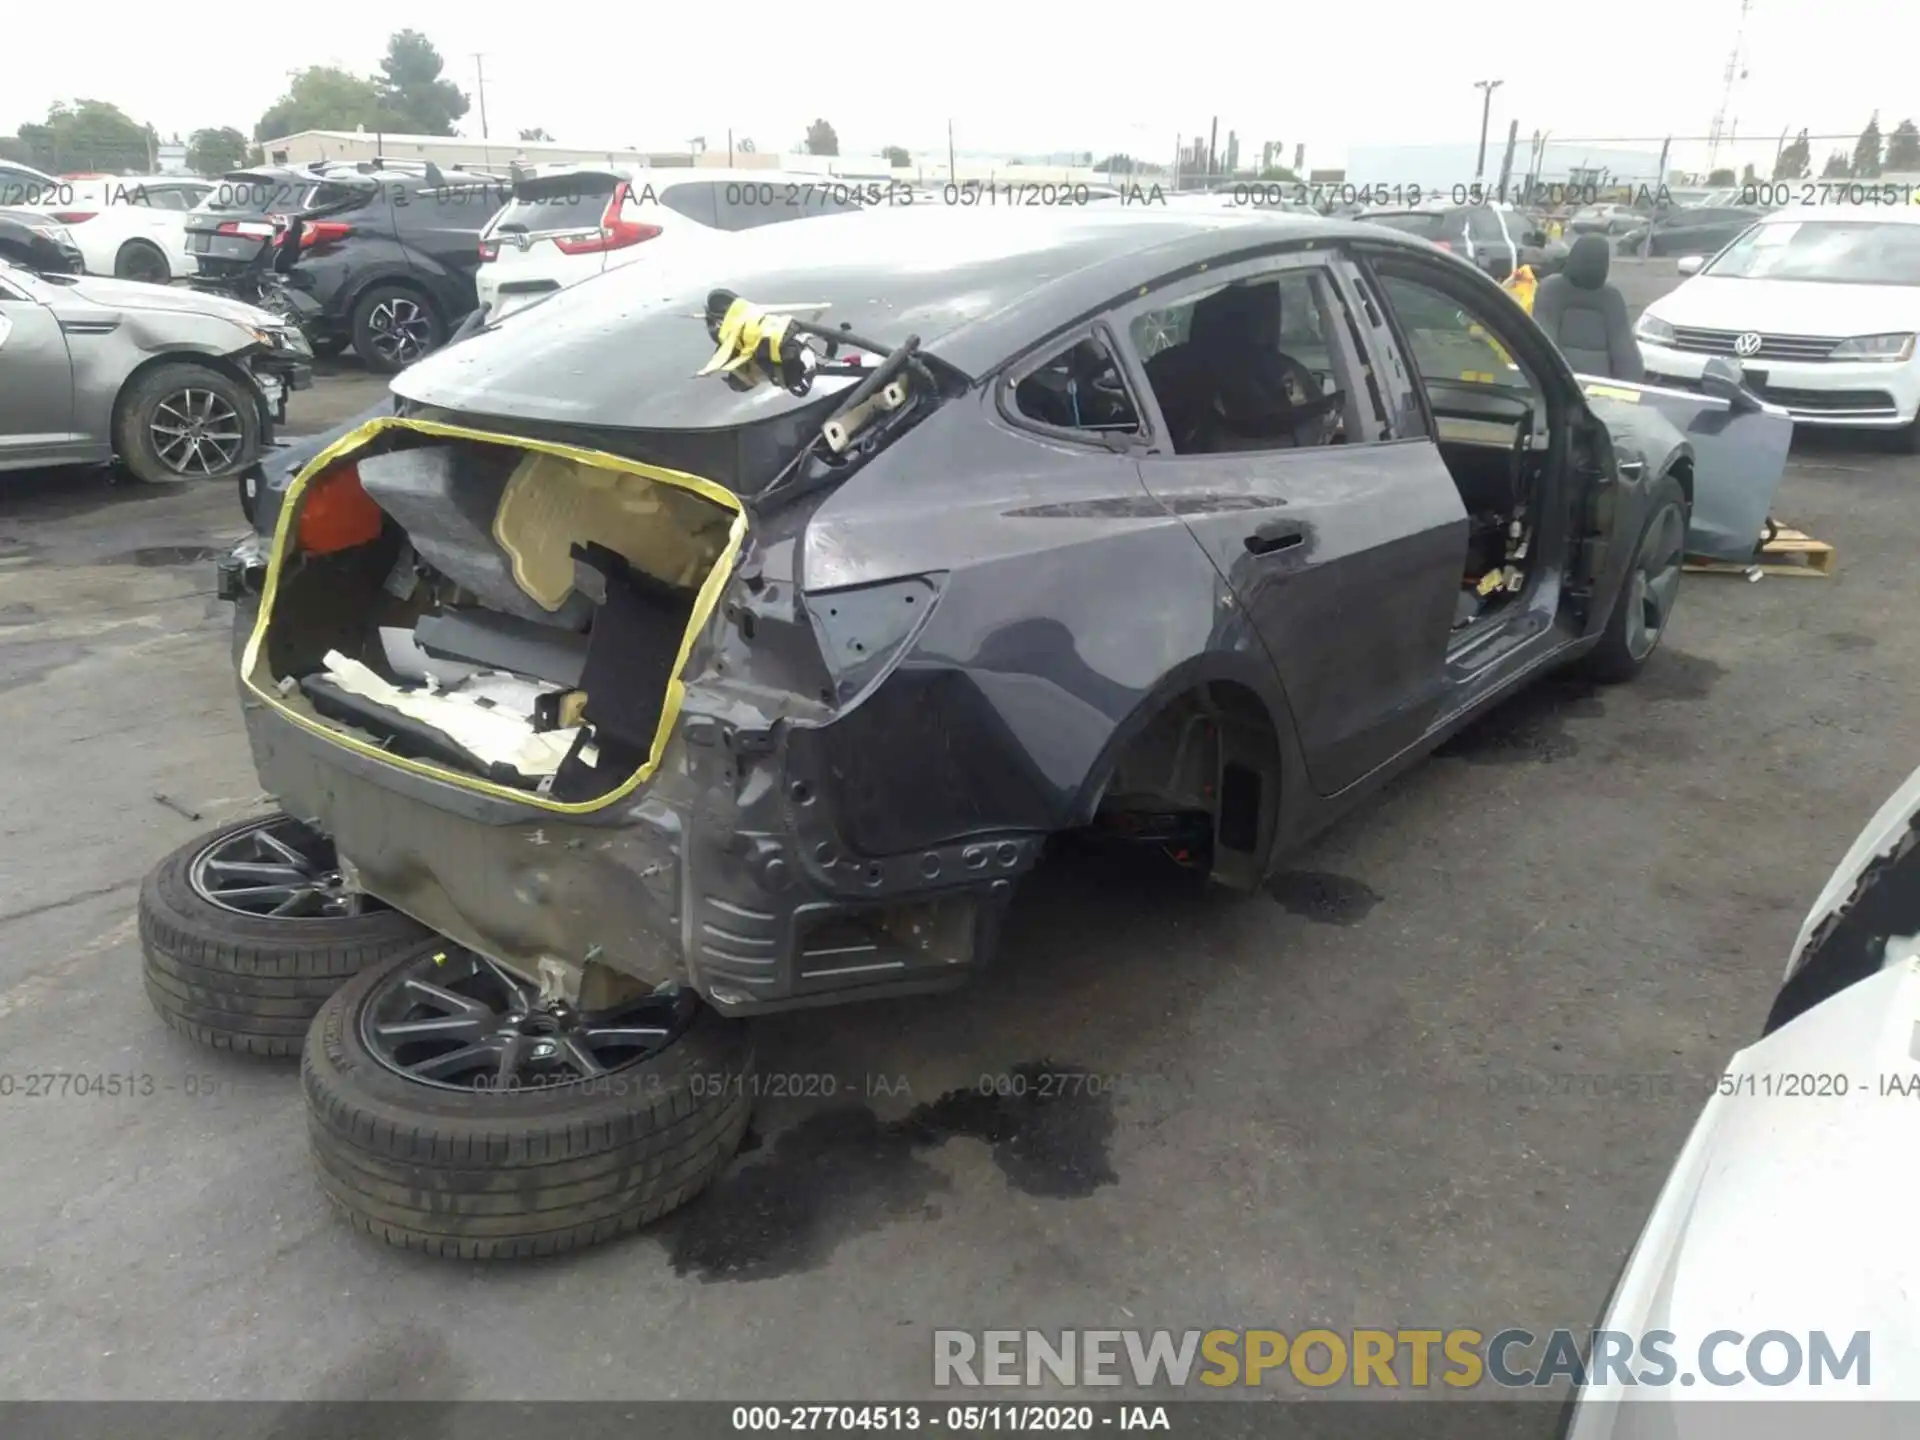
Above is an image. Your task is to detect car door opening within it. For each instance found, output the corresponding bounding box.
[240,416,746,809]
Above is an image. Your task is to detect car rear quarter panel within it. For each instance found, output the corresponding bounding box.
[782,395,1305,858]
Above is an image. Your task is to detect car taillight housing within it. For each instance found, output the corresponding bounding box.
[299,221,353,248]
[551,183,662,255]
[217,220,276,239]
[52,211,97,224]
[1434,240,1453,251]
[478,236,499,262]
[298,464,385,556]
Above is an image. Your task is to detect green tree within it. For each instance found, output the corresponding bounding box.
[1739,162,1757,185]
[1707,167,1736,185]
[375,30,469,135]
[804,119,839,156]
[186,126,250,176]
[882,145,910,167]
[255,67,385,141]
[1820,149,1851,178]
[1773,129,1810,179]
[17,100,151,173]
[1851,113,1882,178]
[737,137,756,153]
[518,127,553,142]
[1094,153,1137,173]
[1886,118,1920,171]
[1257,166,1300,182]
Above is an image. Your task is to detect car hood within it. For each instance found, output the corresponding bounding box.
[1646,276,1920,338]
[1575,952,1920,1419]
[62,274,278,328]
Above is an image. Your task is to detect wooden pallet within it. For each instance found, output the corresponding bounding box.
[1686,523,1835,578]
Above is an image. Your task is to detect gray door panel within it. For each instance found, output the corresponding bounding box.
[1578,376,1793,562]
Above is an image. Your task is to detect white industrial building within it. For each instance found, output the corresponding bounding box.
[1344,141,1672,198]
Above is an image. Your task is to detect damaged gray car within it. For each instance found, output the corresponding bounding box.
[143,207,1697,1256]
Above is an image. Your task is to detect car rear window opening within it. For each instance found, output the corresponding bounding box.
[495,176,620,233]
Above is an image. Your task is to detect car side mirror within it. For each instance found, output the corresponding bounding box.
[1676,255,1705,276]
[1700,355,1762,414]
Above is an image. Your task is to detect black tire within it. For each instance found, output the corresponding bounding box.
[113,240,170,284]
[1577,472,1688,683]
[112,361,262,484]
[139,814,433,1057]
[350,283,444,374]
[302,954,754,1259]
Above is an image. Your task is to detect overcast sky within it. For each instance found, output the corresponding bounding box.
[11,0,1915,171]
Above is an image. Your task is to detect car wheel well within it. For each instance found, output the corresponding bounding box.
[349,274,436,314]
[1089,679,1283,891]
[1666,455,1695,512]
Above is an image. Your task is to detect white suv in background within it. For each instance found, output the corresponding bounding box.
[1634,203,1920,449]
[17,174,214,284]
[476,166,867,320]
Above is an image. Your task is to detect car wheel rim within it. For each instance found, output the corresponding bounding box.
[188,815,385,919]
[1625,501,1686,661]
[367,298,431,364]
[150,388,244,476]
[359,948,697,1093]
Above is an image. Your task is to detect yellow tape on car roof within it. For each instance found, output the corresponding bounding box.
[239,414,748,816]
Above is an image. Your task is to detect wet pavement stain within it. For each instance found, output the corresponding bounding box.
[1268,871,1382,925]
[1636,649,1725,702]
[667,1061,1118,1283]
[1435,677,1604,764]
[98,544,224,568]
[0,603,37,628]
[1823,630,1876,654]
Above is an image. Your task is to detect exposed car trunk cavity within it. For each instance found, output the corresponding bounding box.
[241,416,745,810]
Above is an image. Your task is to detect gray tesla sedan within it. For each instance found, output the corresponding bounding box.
[0,257,312,485]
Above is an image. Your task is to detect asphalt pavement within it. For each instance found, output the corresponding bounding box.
[4,259,1918,1407]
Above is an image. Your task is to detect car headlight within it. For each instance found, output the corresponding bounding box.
[1635,314,1676,345]
[28,221,74,246]
[247,324,312,356]
[1829,332,1916,363]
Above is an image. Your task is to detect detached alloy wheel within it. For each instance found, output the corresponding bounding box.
[351,284,443,373]
[1579,473,1688,683]
[303,946,755,1259]
[113,361,262,484]
[139,813,432,1056]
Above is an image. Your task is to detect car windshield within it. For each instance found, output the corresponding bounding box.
[1365,213,1448,239]
[1703,219,1920,284]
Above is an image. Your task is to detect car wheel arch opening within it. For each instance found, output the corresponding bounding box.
[1080,679,1285,891]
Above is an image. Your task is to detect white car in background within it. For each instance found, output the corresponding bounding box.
[475,166,867,320]
[16,173,213,285]
[1563,761,1920,1434]
[1634,204,1920,449]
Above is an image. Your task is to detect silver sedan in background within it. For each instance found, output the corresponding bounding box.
[0,258,312,485]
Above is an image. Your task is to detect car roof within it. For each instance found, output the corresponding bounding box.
[1764,201,1920,223]
[395,204,1431,431]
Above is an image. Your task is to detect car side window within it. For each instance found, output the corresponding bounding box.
[659,181,721,228]
[1373,272,1540,402]
[1010,333,1142,439]
[1466,207,1505,242]
[1126,263,1369,456]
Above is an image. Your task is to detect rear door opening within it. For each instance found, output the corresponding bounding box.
[242,416,746,812]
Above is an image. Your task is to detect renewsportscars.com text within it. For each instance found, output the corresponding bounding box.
[933,1328,1872,1390]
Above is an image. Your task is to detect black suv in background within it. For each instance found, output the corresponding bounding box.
[185,161,509,372]
[1358,203,1558,281]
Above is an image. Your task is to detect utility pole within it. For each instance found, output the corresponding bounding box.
[947,120,956,183]
[1206,115,1218,182]
[1496,119,1519,201]
[1473,80,1504,181]
[728,129,734,165]
[472,54,490,141]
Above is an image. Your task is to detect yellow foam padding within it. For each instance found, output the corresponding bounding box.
[240,414,749,817]
[1583,383,1642,403]
[493,450,734,609]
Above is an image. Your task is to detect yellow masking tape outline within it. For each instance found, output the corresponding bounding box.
[699,298,796,377]
[239,414,748,817]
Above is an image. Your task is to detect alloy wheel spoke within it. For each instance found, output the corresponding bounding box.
[374,1013,489,1042]
[205,859,309,886]
[405,1041,504,1081]
[208,882,308,905]
[556,1035,607,1078]
[475,953,534,1010]
[402,977,493,1016]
